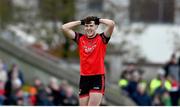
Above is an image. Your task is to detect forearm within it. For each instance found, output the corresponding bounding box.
[62,21,81,30]
[99,19,115,27]
[61,21,81,39]
[99,19,115,37]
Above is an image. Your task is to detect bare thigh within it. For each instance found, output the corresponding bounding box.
[88,92,103,106]
[80,96,89,106]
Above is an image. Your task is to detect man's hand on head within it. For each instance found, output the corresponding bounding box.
[80,19,85,25]
[93,16,100,25]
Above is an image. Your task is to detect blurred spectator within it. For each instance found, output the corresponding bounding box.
[35,86,53,106]
[164,53,180,82]
[8,64,25,84]
[0,59,79,106]
[149,68,171,96]
[118,71,129,95]
[4,63,25,105]
[131,82,152,106]
[33,77,53,106]
[29,85,37,105]
[163,53,180,106]
[119,63,144,96]
[127,70,145,98]
[119,63,136,86]
[29,77,42,105]
[62,86,78,106]
[152,90,172,106]
[13,88,28,106]
[161,91,172,106]
[48,77,60,105]
[167,75,179,106]
[58,80,70,105]
[121,63,137,78]
[0,82,5,105]
[152,94,163,106]
[0,59,7,105]
[49,77,59,91]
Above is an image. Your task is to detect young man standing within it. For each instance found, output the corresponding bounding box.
[61,16,115,106]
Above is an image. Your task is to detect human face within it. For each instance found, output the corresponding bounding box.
[84,21,97,38]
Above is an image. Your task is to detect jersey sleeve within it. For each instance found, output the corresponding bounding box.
[100,32,111,44]
[73,32,83,44]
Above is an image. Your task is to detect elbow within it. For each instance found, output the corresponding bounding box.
[107,20,115,28]
[61,25,65,31]
[61,25,67,32]
[111,20,115,27]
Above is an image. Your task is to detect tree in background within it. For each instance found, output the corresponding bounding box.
[0,0,13,29]
[39,0,75,23]
[39,0,75,58]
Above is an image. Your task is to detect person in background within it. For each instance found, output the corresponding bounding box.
[0,59,7,105]
[163,54,180,106]
[131,82,152,106]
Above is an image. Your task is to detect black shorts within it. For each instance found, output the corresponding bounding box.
[79,74,105,98]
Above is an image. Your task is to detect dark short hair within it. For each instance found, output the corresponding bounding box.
[84,16,96,24]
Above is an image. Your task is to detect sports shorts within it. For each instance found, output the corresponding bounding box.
[79,74,105,98]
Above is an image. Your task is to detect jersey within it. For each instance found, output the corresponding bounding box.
[73,32,110,76]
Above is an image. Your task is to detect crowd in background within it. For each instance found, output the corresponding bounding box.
[118,53,180,106]
[0,59,79,106]
[2,52,180,106]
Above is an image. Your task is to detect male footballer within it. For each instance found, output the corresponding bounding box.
[61,16,115,106]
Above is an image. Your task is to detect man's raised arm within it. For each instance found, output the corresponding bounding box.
[99,19,115,37]
[61,21,81,39]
